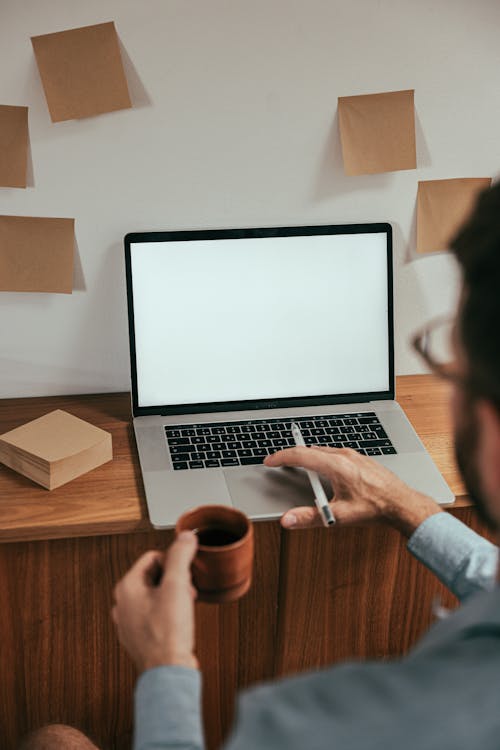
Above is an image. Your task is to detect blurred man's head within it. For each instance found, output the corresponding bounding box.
[450,183,500,531]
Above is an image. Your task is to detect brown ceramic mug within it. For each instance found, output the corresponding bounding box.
[175,505,254,604]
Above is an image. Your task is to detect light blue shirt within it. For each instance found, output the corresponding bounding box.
[134,513,499,750]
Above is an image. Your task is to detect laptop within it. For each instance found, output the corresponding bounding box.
[124,223,454,528]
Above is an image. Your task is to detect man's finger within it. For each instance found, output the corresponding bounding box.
[283,499,373,529]
[161,531,198,586]
[128,549,164,579]
[264,446,348,478]
[114,549,164,601]
[281,506,324,529]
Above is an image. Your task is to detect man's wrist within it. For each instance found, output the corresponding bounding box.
[140,652,199,674]
[382,489,444,538]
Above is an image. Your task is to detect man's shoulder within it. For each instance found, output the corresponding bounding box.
[229,592,500,750]
[411,585,500,656]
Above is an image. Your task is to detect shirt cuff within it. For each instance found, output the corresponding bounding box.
[134,665,203,750]
[407,511,498,600]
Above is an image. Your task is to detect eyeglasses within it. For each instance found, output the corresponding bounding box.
[411,315,462,384]
[413,314,500,410]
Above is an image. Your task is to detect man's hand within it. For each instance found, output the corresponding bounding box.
[111,531,199,673]
[264,446,443,537]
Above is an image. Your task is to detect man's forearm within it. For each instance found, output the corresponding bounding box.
[134,666,204,750]
[407,512,498,600]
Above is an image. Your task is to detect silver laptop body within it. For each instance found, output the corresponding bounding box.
[124,223,454,528]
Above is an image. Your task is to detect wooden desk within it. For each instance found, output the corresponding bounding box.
[0,376,491,750]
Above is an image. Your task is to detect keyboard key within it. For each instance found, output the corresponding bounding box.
[273,438,289,447]
[180,429,195,436]
[206,451,222,459]
[212,426,226,434]
[238,449,253,457]
[226,425,242,434]
[358,416,379,425]
[253,448,268,457]
[241,456,263,465]
[253,432,267,440]
[189,461,204,469]
[173,462,188,470]
[165,429,181,437]
[168,437,190,446]
[242,440,257,449]
[366,447,382,456]
[205,459,221,468]
[222,450,237,458]
[221,458,239,467]
[170,448,190,458]
[192,436,205,444]
[257,439,272,447]
[196,427,211,436]
[358,439,392,449]
[381,446,397,455]
[227,441,241,450]
[343,441,359,449]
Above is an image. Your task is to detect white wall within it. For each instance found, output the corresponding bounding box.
[1,0,499,398]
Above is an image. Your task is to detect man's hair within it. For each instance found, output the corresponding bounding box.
[450,182,500,408]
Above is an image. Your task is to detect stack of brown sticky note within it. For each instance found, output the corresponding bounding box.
[0,410,112,489]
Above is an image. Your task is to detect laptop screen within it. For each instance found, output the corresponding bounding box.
[125,224,393,415]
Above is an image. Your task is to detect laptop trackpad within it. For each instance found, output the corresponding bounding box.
[226,465,330,520]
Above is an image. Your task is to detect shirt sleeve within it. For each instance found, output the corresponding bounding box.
[407,512,498,600]
[134,665,204,750]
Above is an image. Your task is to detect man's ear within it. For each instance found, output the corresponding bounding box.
[476,399,500,505]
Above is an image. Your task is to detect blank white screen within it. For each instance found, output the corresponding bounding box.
[130,232,390,407]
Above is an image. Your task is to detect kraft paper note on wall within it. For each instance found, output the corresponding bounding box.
[416,177,492,253]
[0,215,75,293]
[31,21,131,122]
[0,105,29,188]
[338,89,416,176]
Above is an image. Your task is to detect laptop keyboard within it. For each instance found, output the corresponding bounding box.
[165,412,396,471]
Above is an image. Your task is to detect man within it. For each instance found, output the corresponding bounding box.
[111,183,500,750]
[25,183,500,749]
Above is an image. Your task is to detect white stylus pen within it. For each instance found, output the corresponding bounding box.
[291,422,335,527]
